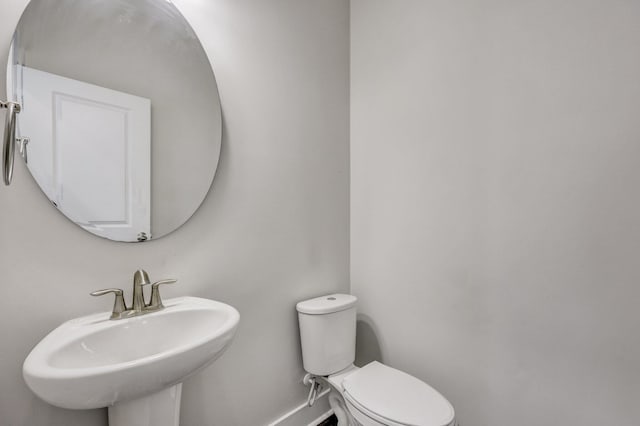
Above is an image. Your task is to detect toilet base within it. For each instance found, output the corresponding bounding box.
[328,388,357,426]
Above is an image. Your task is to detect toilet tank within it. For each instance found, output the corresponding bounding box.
[296,294,358,376]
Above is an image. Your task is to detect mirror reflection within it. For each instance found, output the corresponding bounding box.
[7,0,222,242]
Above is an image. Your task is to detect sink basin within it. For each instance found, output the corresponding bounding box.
[23,296,239,423]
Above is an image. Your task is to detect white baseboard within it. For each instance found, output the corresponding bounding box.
[267,388,332,426]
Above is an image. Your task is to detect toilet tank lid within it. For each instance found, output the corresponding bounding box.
[296,294,357,315]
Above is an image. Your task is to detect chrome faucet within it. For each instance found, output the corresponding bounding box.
[91,269,177,320]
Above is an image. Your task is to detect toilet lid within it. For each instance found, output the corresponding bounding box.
[342,362,454,426]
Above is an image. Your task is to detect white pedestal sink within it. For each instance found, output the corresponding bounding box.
[23,297,240,426]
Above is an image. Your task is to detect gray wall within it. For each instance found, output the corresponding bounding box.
[0,0,349,425]
[351,1,640,425]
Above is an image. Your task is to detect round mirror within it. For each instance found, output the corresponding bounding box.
[6,0,222,242]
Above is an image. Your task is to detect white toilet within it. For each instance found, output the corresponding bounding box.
[297,294,456,426]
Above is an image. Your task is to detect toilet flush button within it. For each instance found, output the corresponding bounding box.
[327,297,336,301]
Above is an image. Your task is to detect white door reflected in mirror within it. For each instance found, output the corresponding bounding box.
[21,67,151,241]
[8,0,222,242]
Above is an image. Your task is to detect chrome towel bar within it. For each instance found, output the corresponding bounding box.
[1,100,21,186]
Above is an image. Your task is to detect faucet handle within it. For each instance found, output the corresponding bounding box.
[146,279,178,310]
[90,288,127,319]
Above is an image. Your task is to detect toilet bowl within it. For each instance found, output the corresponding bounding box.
[324,362,455,426]
[296,294,456,426]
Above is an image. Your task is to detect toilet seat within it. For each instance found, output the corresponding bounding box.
[341,362,455,426]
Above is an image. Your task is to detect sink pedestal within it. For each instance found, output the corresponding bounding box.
[108,384,183,426]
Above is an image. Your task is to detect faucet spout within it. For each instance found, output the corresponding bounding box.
[91,269,177,320]
[132,269,151,312]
